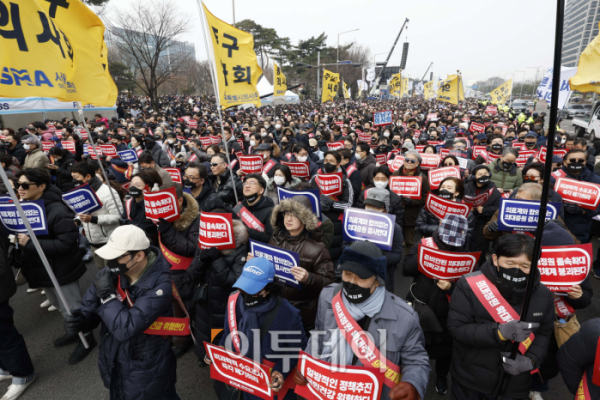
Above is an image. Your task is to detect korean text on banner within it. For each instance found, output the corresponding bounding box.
[554,177,600,210]
[428,166,461,190]
[295,351,384,400]
[204,343,273,400]
[62,141,76,154]
[249,240,301,289]
[343,208,396,251]
[387,156,405,173]
[117,149,138,163]
[239,155,263,174]
[198,212,236,250]
[389,176,422,199]
[373,110,393,127]
[436,75,459,105]
[203,3,262,108]
[273,60,287,97]
[497,199,561,232]
[143,186,180,223]
[164,168,182,184]
[322,69,340,103]
[0,198,48,235]
[62,183,103,214]
[538,244,592,292]
[99,145,117,158]
[424,81,435,100]
[277,187,321,220]
[419,154,441,170]
[490,80,512,105]
[418,244,480,281]
[281,162,310,178]
[326,141,345,151]
[515,150,536,167]
[315,172,343,196]
[425,193,470,220]
[469,122,486,134]
[537,147,567,163]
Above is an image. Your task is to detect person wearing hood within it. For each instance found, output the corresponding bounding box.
[47,147,77,192]
[404,214,471,395]
[355,142,377,188]
[21,135,50,170]
[15,168,92,365]
[487,147,523,196]
[235,174,274,244]
[142,135,171,168]
[182,162,216,211]
[105,133,130,183]
[264,164,302,205]
[269,197,335,331]
[297,241,430,400]
[447,234,554,400]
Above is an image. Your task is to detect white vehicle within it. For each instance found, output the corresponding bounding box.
[573,101,600,141]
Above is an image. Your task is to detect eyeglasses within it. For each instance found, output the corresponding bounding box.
[183,175,200,181]
[405,159,418,164]
[567,158,586,163]
[243,181,258,187]
[16,182,38,190]
[210,162,224,167]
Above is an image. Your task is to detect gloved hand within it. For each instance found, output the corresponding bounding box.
[487,221,498,232]
[293,368,308,386]
[498,320,539,342]
[157,217,171,234]
[65,308,90,338]
[563,202,581,214]
[199,247,220,264]
[389,381,419,400]
[501,352,534,376]
[94,269,117,300]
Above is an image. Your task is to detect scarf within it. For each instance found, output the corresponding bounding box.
[236,295,278,359]
[321,286,386,366]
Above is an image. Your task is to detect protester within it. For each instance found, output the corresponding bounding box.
[182,161,215,210]
[21,135,50,169]
[237,174,274,244]
[264,164,302,204]
[47,147,77,192]
[355,165,405,225]
[123,170,162,245]
[208,153,242,206]
[487,147,523,196]
[138,152,173,190]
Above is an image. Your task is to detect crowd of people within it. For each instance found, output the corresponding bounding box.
[0,94,598,400]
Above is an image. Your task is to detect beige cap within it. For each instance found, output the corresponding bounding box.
[309,138,318,146]
[95,225,150,260]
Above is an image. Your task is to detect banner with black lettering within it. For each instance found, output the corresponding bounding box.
[249,240,301,289]
[62,183,103,214]
[343,207,396,251]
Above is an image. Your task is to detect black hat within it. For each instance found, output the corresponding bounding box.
[339,241,387,280]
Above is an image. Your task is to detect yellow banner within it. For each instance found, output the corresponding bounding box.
[343,81,350,99]
[273,61,287,97]
[321,69,339,103]
[0,0,116,106]
[204,3,262,108]
[570,23,600,94]
[490,79,513,105]
[436,75,460,105]
[389,73,401,97]
[424,81,434,100]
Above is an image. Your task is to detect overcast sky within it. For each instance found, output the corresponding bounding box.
[104,0,558,86]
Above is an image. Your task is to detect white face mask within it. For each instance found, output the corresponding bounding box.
[261,132,267,137]
[274,176,286,186]
[297,155,308,162]
[23,144,30,151]
[168,139,174,144]
[383,132,390,138]
[374,180,388,189]
[250,140,256,147]
[275,124,281,130]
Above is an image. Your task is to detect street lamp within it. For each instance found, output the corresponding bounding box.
[515,70,525,99]
[337,29,359,72]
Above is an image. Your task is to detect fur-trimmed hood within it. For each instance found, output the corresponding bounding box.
[271,199,319,232]
[221,219,249,255]
[173,192,199,232]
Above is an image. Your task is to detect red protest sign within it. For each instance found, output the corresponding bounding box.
[143,186,180,223]
[554,177,600,210]
[428,166,461,190]
[204,343,273,400]
[164,168,182,184]
[387,156,404,173]
[537,146,568,163]
[415,145,425,153]
[472,145,487,159]
[62,140,76,154]
[488,151,502,161]
[187,119,197,128]
[41,141,55,152]
[326,141,345,150]
[121,181,132,191]
[358,132,371,143]
[418,242,480,281]
[413,129,422,139]
[425,192,470,219]
[295,351,384,400]
[419,153,441,170]
[512,142,527,151]
[469,122,486,134]
[78,130,88,140]
[427,113,438,121]
[515,149,536,167]
[210,135,222,145]
[485,106,498,115]
[464,188,494,208]
[239,155,264,174]
[440,148,450,158]
[375,153,387,165]
[281,161,310,178]
[538,244,592,292]
[99,144,117,158]
[315,172,343,196]
[199,136,212,146]
[389,176,422,199]
[198,212,236,250]
[236,139,244,149]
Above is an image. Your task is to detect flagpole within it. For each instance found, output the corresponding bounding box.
[494,0,564,395]
[196,0,240,205]
[0,166,89,348]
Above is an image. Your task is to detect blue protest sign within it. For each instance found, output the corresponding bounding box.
[249,240,301,290]
[373,110,393,127]
[0,199,48,235]
[343,207,396,251]
[117,149,138,163]
[497,199,561,232]
[62,184,103,214]
[277,187,321,220]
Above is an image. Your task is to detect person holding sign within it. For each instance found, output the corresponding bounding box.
[122,170,162,245]
[447,234,554,400]
[237,174,274,244]
[487,147,523,196]
[264,164,302,205]
[183,162,216,211]
[47,147,77,192]
[299,241,430,400]
[355,166,405,226]
[138,152,174,191]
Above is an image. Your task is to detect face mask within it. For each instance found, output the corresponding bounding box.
[168,139,174,144]
[477,175,490,185]
[525,142,535,148]
[383,132,390,138]
[316,135,322,140]
[438,189,453,199]
[72,178,83,187]
[23,144,30,151]
[323,163,337,173]
[374,180,388,189]
[502,161,512,170]
[145,141,155,150]
[250,140,256,147]
[297,155,308,162]
[567,162,584,173]
[280,141,288,147]
[129,186,144,198]
[241,291,267,308]
[391,140,400,146]
[506,136,515,141]
[379,145,387,151]
[275,124,281,130]
[244,192,259,203]
[107,254,133,277]
[497,266,528,289]
[261,132,267,137]
[342,280,373,304]
[561,138,566,144]
[274,176,286,186]
[492,143,502,151]
[182,179,197,190]
[518,137,525,142]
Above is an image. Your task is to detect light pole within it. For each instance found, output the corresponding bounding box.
[337,29,359,72]
[515,70,525,99]
[527,66,541,100]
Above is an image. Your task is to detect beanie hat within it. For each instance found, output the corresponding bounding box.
[339,241,387,280]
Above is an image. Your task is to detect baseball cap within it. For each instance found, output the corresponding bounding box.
[95,225,150,260]
[364,187,390,212]
[233,257,275,295]
[525,131,537,138]
[438,214,469,247]
[309,138,318,147]
[256,143,271,151]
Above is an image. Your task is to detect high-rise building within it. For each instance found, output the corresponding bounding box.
[563,0,600,67]
[105,27,196,62]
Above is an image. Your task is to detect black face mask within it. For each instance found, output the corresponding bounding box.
[477,175,490,185]
[497,266,528,289]
[525,142,536,148]
[323,163,337,173]
[438,189,454,199]
[145,141,155,150]
[280,141,288,147]
[244,192,259,203]
[518,137,525,142]
[240,291,267,308]
[379,145,387,151]
[72,178,83,187]
[107,253,132,278]
[391,140,400,146]
[567,162,584,173]
[502,161,513,170]
[342,280,373,304]
[129,186,144,198]
[491,143,503,151]
[182,179,198,190]
[506,136,515,142]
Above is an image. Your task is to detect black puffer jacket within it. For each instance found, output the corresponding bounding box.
[355,185,404,226]
[463,179,501,253]
[192,183,217,212]
[188,220,248,360]
[447,261,554,399]
[51,151,77,192]
[0,234,15,304]
[208,171,243,207]
[239,195,274,244]
[20,185,86,288]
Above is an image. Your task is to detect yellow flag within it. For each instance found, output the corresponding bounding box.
[203,3,262,108]
[343,81,350,99]
[273,61,287,97]
[424,81,434,100]
[0,0,116,106]
[389,73,401,97]
[570,23,600,93]
[490,79,513,105]
[321,69,339,103]
[436,75,460,105]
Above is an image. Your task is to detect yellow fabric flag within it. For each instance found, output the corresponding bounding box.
[424,81,434,100]
[570,23,600,93]
[343,81,350,99]
[273,61,287,97]
[321,69,339,103]
[490,79,513,105]
[436,75,460,105]
[389,73,401,97]
[0,0,116,106]
[204,3,262,108]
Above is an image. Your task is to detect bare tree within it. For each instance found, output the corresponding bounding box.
[104,0,191,109]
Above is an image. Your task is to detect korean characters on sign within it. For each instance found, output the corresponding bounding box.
[554,178,600,210]
[373,110,393,127]
[428,166,460,190]
[497,199,561,231]
[538,244,592,292]
[425,193,470,220]
[143,187,180,223]
[239,155,264,174]
[419,154,441,170]
[418,245,480,281]
[198,212,236,250]
[342,208,396,251]
[389,176,422,199]
[281,162,310,179]
[315,173,343,196]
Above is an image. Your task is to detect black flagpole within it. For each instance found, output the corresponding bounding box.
[495,0,565,395]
